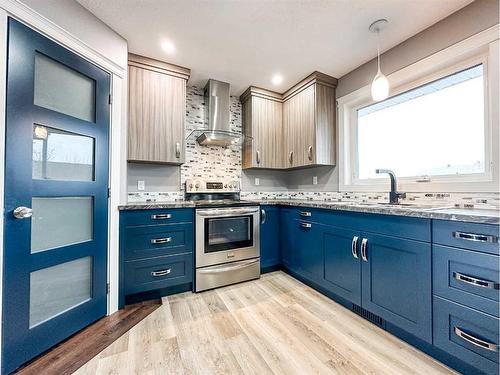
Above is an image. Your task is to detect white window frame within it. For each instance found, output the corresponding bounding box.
[338,26,499,193]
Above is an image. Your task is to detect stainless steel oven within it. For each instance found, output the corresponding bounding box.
[195,206,260,291]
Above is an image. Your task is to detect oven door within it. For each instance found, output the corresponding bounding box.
[196,207,260,268]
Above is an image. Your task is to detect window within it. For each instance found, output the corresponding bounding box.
[356,64,485,180]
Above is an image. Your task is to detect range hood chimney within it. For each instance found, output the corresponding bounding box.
[194,79,243,147]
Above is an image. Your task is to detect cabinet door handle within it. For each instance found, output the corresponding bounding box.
[256,150,261,164]
[151,213,172,220]
[175,142,181,158]
[453,231,497,243]
[300,211,312,217]
[308,146,313,161]
[261,209,267,224]
[289,151,293,164]
[151,237,172,244]
[454,327,498,352]
[300,222,312,229]
[360,238,368,262]
[453,271,499,290]
[351,236,359,259]
[151,268,172,277]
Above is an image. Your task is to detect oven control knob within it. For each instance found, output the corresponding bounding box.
[195,183,200,189]
[189,183,193,189]
[224,184,228,188]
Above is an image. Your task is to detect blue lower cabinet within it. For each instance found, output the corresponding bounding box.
[260,206,281,271]
[124,254,193,295]
[360,233,432,343]
[323,226,362,305]
[280,208,299,272]
[434,296,499,375]
[295,220,323,283]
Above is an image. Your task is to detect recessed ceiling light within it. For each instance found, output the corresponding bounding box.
[161,40,176,54]
[271,74,283,85]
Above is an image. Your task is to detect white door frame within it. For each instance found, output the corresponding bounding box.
[0,0,127,367]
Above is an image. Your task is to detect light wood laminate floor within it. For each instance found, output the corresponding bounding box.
[75,272,456,375]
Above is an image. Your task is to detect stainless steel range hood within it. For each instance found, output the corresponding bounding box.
[189,79,244,147]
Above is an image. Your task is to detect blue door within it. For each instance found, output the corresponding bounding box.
[260,206,281,271]
[280,208,298,272]
[295,220,323,283]
[2,19,110,373]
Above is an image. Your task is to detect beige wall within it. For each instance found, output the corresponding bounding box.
[337,0,499,98]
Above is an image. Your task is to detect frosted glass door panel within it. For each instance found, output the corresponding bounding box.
[34,53,96,122]
[29,257,92,327]
[31,197,93,253]
[32,125,94,181]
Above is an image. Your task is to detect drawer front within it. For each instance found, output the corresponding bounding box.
[123,223,193,260]
[121,208,193,227]
[124,254,193,295]
[433,245,499,316]
[433,220,499,255]
[433,296,499,375]
[292,207,430,242]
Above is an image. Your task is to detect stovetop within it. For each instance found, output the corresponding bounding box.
[190,199,256,208]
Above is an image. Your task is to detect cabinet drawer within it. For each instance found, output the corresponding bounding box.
[433,221,499,255]
[433,245,499,317]
[123,223,193,260]
[124,254,193,295]
[121,208,193,227]
[433,296,499,375]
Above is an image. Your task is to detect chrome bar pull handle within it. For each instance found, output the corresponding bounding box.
[175,142,181,158]
[454,327,498,352]
[351,236,359,259]
[361,238,368,262]
[261,209,267,224]
[300,211,312,217]
[453,231,497,243]
[300,222,312,229]
[289,151,293,164]
[453,272,499,289]
[151,237,172,244]
[13,206,32,219]
[256,150,261,165]
[151,213,172,220]
[151,268,172,277]
[308,146,313,161]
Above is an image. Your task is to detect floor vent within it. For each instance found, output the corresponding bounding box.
[352,304,384,327]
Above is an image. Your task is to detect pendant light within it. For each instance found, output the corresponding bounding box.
[369,19,390,102]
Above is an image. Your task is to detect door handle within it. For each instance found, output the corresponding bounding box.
[454,327,498,352]
[151,237,172,244]
[13,206,32,219]
[261,209,266,224]
[453,272,499,289]
[256,150,261,165]
[289,151,293,164]
[175,142,181,158]
[351,236,359,259]
[300,222,312,229]
[453,231,497,243]
[308,146,313,161]
[300,211,312,217]
[151,268,172,277]
[360,238,368,262]
[151,213,172,220]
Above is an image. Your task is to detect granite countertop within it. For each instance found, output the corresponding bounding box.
[118,199,499,224]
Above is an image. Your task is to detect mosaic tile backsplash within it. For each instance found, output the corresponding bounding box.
[180,86,242,185]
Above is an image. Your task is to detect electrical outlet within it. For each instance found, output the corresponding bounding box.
[137,180,145,191]
[313,176,318,185]
[255,178,260,186]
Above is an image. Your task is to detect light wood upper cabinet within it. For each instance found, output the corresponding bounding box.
[128,53,190,164]
[241,88,284,169]
[241,72,337,170]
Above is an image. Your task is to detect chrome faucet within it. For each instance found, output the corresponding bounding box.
[375,169,406,204]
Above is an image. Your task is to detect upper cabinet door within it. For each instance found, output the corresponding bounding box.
[294,85,315,166]
[128,54,190,164]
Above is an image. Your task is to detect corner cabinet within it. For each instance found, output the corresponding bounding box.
[127,53,190,164]
[241,72,337,170]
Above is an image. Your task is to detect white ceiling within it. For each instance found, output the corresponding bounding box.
[77,0,473,95]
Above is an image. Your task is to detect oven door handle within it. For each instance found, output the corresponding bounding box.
[197,258,260,274]
[196,207,260,216]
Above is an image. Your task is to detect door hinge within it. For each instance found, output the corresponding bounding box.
[109,94,112,105]
[106,283,110,294]
[107,187,111,198]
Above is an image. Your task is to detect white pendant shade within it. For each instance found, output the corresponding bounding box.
[371,70,389,101]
